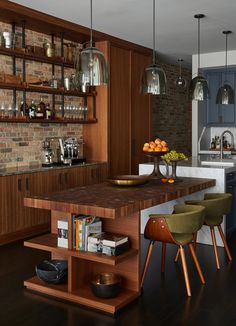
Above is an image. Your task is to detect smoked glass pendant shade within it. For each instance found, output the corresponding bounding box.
[216,31,234,105]
[142,63,167,95]
[190,14,210,101]
[80,46,109,86]
[142,0,167,95]
[190,75,210,101]
[78,0,108,87]
[216,83,234,104]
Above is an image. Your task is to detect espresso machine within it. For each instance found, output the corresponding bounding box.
[41,140,53,167]
[59,137,84,165]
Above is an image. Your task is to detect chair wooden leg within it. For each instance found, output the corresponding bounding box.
[174,249,180,262]
[217,225,232,261]
[210,226,220,269]
[179,245,191,297]
[188,243,205,284]
[141,240,155,288]
[161,243,166,273]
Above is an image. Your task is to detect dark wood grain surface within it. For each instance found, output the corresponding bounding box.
[24,177,216,218]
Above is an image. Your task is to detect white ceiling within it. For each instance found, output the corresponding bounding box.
[10,0,236,67]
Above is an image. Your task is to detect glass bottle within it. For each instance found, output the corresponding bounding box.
[210,138,215,150]
[29,100,36,119]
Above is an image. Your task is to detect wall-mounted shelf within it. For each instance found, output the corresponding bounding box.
[0,46,74,68]
[0,117,97,124]
[0,82,96,97]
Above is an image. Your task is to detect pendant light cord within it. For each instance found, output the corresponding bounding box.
[153,0,156,64]
[225,32,228,79]
[90,0,93,48]
[198,17,200,71]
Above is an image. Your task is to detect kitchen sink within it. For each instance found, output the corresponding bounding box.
[201,159,236,167]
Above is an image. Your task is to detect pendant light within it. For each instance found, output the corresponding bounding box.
[216,31,234,105]
[175,58,187,89]
[141,0,167,95]
[80,0,109,86]
[189,14,210,101]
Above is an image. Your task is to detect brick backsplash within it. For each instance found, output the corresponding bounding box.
[152,62,192,156]
[0,21,84,168]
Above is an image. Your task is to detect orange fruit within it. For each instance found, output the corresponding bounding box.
[144,142,149,147]
[168,178,175,184]
[143,146,149,152]
[161,178,168,183]
[161,140,167,147]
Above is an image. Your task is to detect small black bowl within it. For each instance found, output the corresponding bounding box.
[91,273,122,298]
[35,260,68,284]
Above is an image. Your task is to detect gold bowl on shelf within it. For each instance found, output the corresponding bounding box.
[91,272,122,298]
[107,174,150,186]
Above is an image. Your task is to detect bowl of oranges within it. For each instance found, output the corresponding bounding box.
[143,138,169,156]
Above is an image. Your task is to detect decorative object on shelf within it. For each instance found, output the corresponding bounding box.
[35,260,68,284]
[57,219,68,248]
[108,175,150,186]
[43,42,56,57]
[141,0,166,95]
[91,272,122,298]
[175,59,187,89]
[216,31,234,105]
[79,0,109,86]
[189,14,210,101]
[161,150,188,181]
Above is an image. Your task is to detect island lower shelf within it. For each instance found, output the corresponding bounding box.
[24,233,138,266]
[24,276,139,314]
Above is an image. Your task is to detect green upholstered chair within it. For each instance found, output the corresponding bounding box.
[141,204,206,297]
[185,193,232,269]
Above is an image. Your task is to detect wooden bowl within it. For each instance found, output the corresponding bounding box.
[107,174,150,186]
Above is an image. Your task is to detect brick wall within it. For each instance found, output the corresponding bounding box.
[0,22,84,169]
[152,62,192,156]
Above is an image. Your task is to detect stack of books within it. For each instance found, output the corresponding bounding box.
[87,232,129,256]
[72,214,102,251]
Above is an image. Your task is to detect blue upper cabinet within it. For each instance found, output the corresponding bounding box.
[204,69,236,126]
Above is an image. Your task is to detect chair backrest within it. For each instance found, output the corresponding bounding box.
[165,204,205,234]
[203,193,232,216]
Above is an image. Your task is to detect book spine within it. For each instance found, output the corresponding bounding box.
[75,219,79,250]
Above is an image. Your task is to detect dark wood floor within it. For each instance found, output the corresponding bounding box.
[1,233,236,326]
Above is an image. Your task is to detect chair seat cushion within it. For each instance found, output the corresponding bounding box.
[171,232,193,245]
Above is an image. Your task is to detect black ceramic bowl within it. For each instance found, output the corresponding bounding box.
[35,260,68,284]
[91,272,122,299]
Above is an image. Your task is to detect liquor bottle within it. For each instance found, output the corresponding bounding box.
[210,138,215,150]
[29,100,37,119]
[45,103,51,119]
[20,101,29,117]
[36,97,46,118]
[215,136,220,150]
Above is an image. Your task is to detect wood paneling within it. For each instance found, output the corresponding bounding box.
[109,45,131,176]
[131,51,152,174]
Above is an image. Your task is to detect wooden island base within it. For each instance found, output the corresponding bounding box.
[24,177,215,314]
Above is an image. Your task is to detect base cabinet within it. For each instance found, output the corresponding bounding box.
[0,163,108,245]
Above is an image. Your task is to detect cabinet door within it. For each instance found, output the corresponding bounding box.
[221,72,235,124]
[131,51,151,174]
[205,71,221,125]
[109,45,131,176]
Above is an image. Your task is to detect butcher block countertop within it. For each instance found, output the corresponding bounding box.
[24,177,216,218]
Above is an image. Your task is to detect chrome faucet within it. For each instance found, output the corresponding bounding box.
[220,130,235,159]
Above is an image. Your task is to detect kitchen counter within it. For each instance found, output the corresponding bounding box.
[24,177,215,314]
[0,161,105,177]
[139,156,236,246]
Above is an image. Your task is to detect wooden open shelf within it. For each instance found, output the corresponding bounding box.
[0,46,74,68]
[24,276,139,314]
[0,81,96,97]
[24,233,138,266]
[0,117,97,124]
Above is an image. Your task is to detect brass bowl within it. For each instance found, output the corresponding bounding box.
[107,174,150,186]
[91,272,122,298]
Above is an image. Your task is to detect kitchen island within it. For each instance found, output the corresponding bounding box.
[24,177,215,314]
[140,156,236,246]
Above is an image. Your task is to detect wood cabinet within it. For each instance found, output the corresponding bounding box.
[0,163,108,245]
[205,69,236,126]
